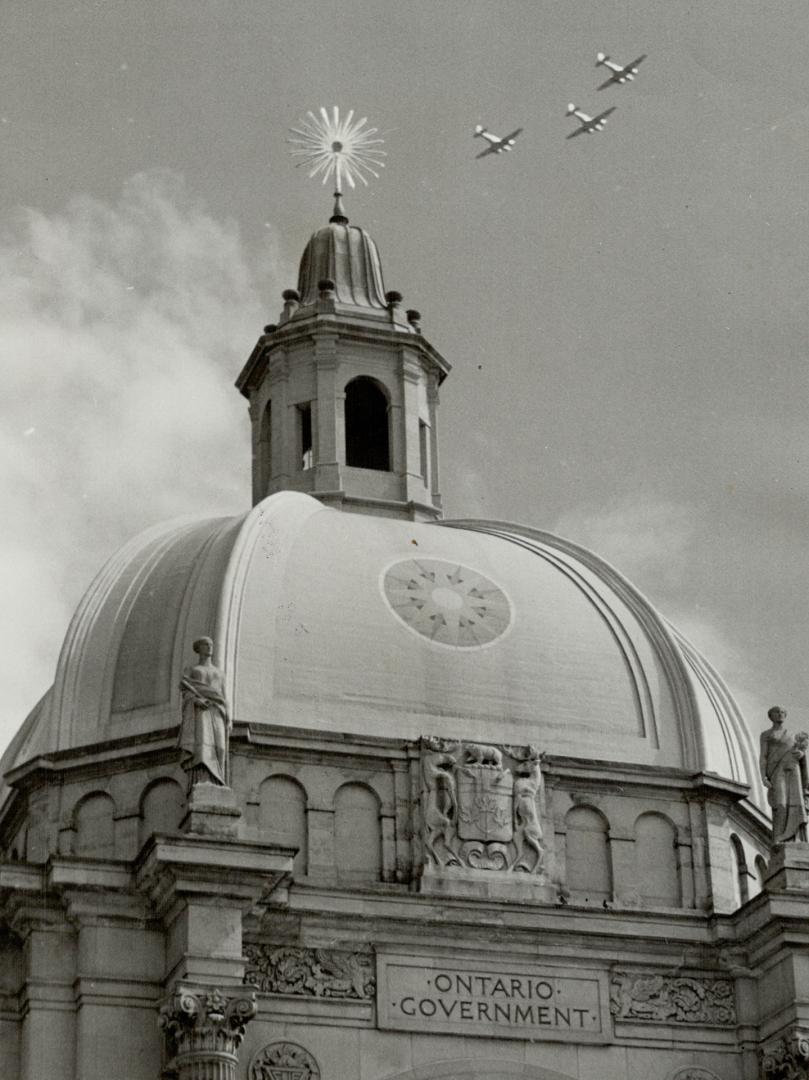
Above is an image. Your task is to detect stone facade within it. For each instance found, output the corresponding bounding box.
[0,725,800,1080]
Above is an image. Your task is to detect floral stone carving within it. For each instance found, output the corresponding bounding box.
[243,944,375,999]
[609,971,736,1025]
[420,737,546,874]
[760,1028,809,1080]
[249,1042,320,1080]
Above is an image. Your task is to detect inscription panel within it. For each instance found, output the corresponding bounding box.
[376,953,610,1044]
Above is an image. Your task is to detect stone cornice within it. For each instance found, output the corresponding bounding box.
[135,834,295,920]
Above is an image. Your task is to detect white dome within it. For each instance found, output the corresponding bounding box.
[2,491,764,808]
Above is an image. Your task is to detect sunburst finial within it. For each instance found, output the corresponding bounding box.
[288,107,386,214]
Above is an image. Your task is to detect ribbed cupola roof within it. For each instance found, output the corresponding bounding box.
[296,196,387,309]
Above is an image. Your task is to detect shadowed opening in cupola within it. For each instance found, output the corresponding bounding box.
[345,376,390,471]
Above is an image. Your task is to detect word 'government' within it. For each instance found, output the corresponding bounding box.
[396,970,594,1029]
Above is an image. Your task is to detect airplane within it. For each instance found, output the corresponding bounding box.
[473,124,523,158]
[595,51,647,90]
[566,104,616,138]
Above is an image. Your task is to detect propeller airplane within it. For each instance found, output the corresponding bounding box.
[473,124,524,158]
[566,104,616,138]
[595,52,647,90]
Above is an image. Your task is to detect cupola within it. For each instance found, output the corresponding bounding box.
[236,197,451,520]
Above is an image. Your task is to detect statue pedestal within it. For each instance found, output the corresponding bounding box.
[418,864,557,903]
[764,842,809,893]
[181,783,241,837]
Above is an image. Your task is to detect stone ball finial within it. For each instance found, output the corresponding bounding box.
[385,290,403,307]
[318,278,336,296]
[282,288,300,302]
[406,308,422,329]
[263,324,277,335]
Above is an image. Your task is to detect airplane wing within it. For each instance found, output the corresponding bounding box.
[627,54,647,70]
[597,75,617,91]
[476,144,498,158]
[502,128,523,144]
[566,127,587,139]
[593,107,616,124]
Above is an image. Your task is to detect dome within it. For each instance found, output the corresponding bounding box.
[296,219,387,308]
[1,491,765,810]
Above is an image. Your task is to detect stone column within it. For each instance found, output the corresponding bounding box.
[158,985,257,1080]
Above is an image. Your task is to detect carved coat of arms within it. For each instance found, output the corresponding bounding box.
[420,738,545,874]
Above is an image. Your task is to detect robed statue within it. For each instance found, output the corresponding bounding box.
[759,705,809,846]
[178,636,231,788]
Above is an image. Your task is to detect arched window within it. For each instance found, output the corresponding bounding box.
[258,399,272,494]
[259,776,308,878]
[345,377,390,471]
[730,834,749,906]
[565,806,612,901]
[634,813,681,907]
[73,792,116,858]
[334,783,381,883]
[140,778,185,848]
[755,854,768,894]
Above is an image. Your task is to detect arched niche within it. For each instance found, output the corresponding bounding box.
[258,398,272,494]
[73,791,116,858]
[564,805,612,901]
[634,812,681,907]
[729,833,749,906]
[344,376,390,471]
[755,853,768,894]
[259,775,308,877]
[379,1059,577,1080]
[334,782,381,883]
[140,778,185,847]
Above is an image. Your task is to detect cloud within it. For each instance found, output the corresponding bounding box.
[0,171,281,750]
[553,495,697,591]
[552,495,768,728]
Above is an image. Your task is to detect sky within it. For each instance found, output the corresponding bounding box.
[2,0,809,755]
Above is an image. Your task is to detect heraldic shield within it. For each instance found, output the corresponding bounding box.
[457,765,513,843]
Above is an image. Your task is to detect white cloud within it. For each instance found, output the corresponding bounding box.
[0,171,282,750]
[552,495,768,728]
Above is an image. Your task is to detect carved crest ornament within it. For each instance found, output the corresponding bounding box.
[420,738,546,874]
[760,1028,809,1080]
[249,1042,321,1080]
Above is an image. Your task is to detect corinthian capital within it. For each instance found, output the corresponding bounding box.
[159,985,257,1078]
[760,1027,809,1080]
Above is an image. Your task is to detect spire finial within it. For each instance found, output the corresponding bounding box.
[330,190,348,225]
[288,107,386,219]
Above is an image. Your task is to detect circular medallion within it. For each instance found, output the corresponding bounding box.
[381,558,512,649]
[249,1041,320,1080]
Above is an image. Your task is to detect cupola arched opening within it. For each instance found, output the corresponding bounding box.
[345,376,391,471]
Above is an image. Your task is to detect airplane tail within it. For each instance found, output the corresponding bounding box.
[596,52,608,65]
[474,124,485,137]
[566,103,576,115]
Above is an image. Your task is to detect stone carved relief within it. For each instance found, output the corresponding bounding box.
[760,1029,809,1080]
[610,971,736,1025]
[249,1042,320,1080]
[420,738,546,874]
[243,944,375,999]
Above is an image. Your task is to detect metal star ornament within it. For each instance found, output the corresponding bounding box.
[288,107,386,191]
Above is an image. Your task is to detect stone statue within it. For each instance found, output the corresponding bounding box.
[512,748,544,873]
[421,737,459,867]
[179,636,231,789]
[759,706,809,845]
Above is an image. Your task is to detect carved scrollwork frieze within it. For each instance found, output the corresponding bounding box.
[243,944,375,1000]
[609,970,736,1026]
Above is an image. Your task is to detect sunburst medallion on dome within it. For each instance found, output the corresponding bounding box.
[381,558,512,649]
